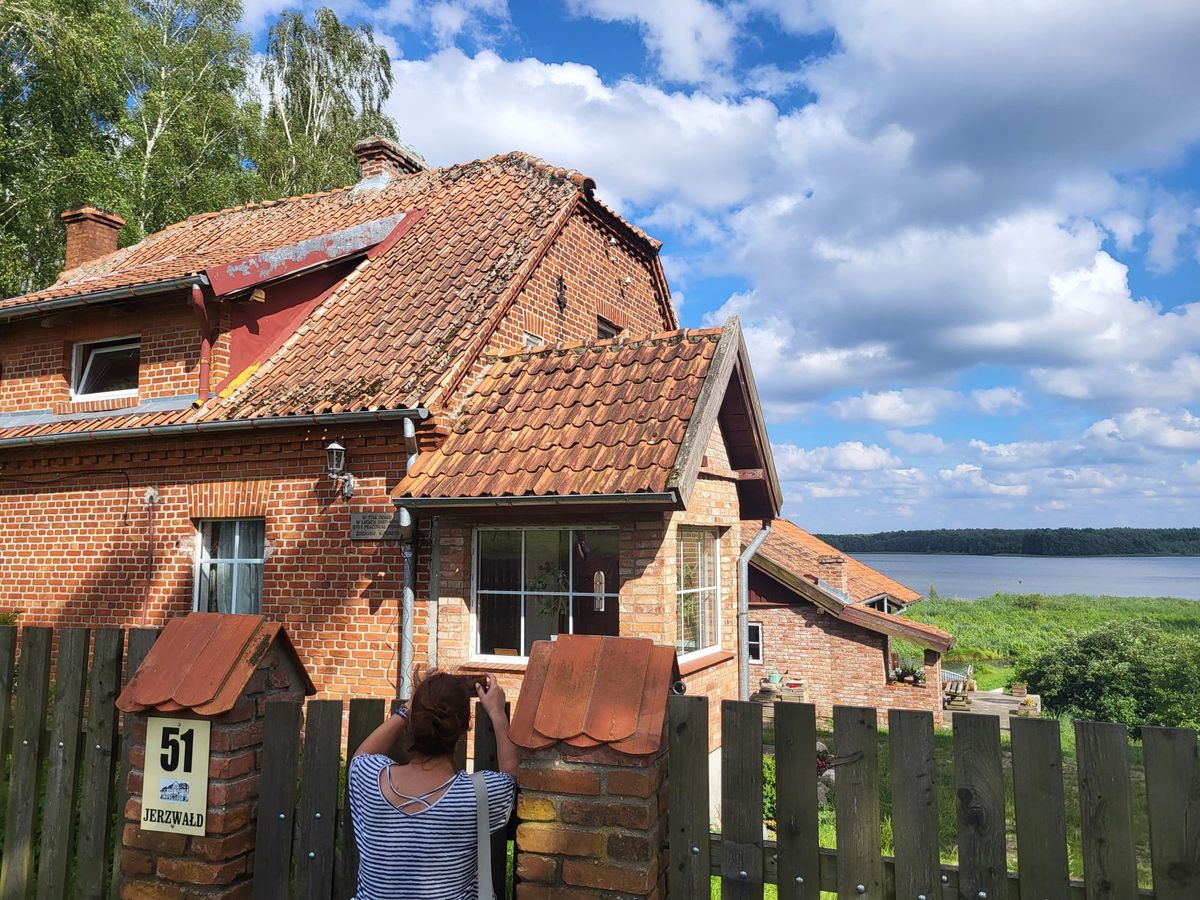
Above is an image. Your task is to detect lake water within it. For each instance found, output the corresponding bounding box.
[856,553,1200,601]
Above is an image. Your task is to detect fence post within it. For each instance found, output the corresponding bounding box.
[116,616,313,899]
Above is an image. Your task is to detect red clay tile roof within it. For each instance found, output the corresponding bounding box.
[744,517,923,605]
[1,153,674,443]
[508,634,678,755]
[393,327,724,502]
[116,613,315,716]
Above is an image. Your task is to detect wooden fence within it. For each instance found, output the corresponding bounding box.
[0,624,157,900]
[250,696,517,900]
[667,696,1200,899]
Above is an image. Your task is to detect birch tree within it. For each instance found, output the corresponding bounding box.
[256,7,399,196]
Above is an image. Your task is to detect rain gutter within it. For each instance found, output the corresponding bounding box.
[738,522,772,700]
[0,274,210,323]
[391,491,682,509]
[0,407,430,449]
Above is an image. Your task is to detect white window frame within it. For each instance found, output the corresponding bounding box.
[193,519,267,615]
[522,331,543,348]
[675,527,722,662]
[748,621,764,664]
[71,336,140,402]
[470,526,620,662]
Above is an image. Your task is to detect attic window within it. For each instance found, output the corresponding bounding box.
[523,332,543,349]
[596,317,620,340]
[72,337,139,400]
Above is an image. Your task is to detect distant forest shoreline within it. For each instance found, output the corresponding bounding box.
[816,527,1200,557]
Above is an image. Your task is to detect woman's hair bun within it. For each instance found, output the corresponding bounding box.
[405,672,471,759]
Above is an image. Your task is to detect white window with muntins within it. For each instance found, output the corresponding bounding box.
[72,337,140,400]
[194,519,265,615]
[473,527,619,659]
[676,527,720,658]
[748,621,764,663]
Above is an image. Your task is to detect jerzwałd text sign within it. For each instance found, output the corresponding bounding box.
[140,717,211,835]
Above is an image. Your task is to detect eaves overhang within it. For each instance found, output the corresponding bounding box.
[0,274,210,324]
[392,490,682,509]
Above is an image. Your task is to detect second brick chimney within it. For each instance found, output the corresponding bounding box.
[817,553,849,599]
[60,205,124,271]
[353,135,427,181]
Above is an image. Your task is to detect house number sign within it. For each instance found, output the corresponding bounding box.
[140,717,211,835]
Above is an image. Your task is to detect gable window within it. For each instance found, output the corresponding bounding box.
[72,337,140,400]
[677,528,719,657]
[474,528,619,658]
[596,317,620,340]
[523,332,543,348]
[748,622,764,664]
[194,519,265,615]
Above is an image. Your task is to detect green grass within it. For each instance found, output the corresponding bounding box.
[897,592,1200,697]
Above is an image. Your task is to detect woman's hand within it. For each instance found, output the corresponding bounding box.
[476,673,507,721]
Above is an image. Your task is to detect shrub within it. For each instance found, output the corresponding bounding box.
[0,610,18,627]
[1016,621,1200,733]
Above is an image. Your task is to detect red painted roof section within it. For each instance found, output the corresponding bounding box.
[509,635,678,756]
[393,328,722,500]
[116,613,315,716]
[744,517,923,605]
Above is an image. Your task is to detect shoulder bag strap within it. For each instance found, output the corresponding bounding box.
[471,771,493,900]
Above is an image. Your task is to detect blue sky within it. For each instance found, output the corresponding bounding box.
[244,0,1200,532]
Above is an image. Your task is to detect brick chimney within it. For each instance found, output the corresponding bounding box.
[353,135,427,180]
[60,205,124,270]
[817,554,848,598]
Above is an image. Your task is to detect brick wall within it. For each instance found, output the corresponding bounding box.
[749,569,943,726]
[0,423,411,699]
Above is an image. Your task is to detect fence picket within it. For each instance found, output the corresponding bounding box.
[952,712,1006,900]
[774,702,818,900]
[107,627,156,900]
[0,627,16,765]
[1076,720,1138,900]
[1011,716,1070,900]
[668,695,709,900]
[0,626,53,898]
[255,700,304,900]
[297,699,343,900]
[888,709,939,900]
[1142,726,1199,899]
[36,628,90,900]
[335,698,384,900]
[721,700,764,899]
[832,705,882,899]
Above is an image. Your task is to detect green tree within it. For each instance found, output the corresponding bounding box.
[1017,621,1200,732]
[0,0,130,295]
[118,0,260,241]
[255,7,398,196]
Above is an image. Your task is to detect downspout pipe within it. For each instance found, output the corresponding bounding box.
[188,284,212,406]
[398,506,415,701]
[738,522,772,701]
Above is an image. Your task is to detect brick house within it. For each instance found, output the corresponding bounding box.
[0,136,950,741]
[744,518,954,724]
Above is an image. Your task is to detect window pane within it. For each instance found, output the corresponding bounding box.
[478,531,521,591]
[234,563,263,614]
[199,521,237,560]
[200,563,234,613]
[571,590,619,638]
[571,531,619,595]
[524,593,568,654]
[678,590,700,655]
[525,531,569,593]
[238,521,265,559]
[477,592,521,656]
[78,341,139,394]
[699,588,717,650]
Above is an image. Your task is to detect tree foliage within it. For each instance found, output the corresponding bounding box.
[819,527,1200,557]
[0,0,399,298]
[256,8,396,196]
[1016,621,1200,732]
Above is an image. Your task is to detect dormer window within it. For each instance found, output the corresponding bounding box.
[72,337,140,400]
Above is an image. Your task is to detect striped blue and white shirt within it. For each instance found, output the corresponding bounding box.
[348,754,516,900]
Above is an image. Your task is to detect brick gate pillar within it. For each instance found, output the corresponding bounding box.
[506,635,678,900]
[114,614,314,899]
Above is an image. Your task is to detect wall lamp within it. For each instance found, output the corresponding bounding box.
[326,441,356,499]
